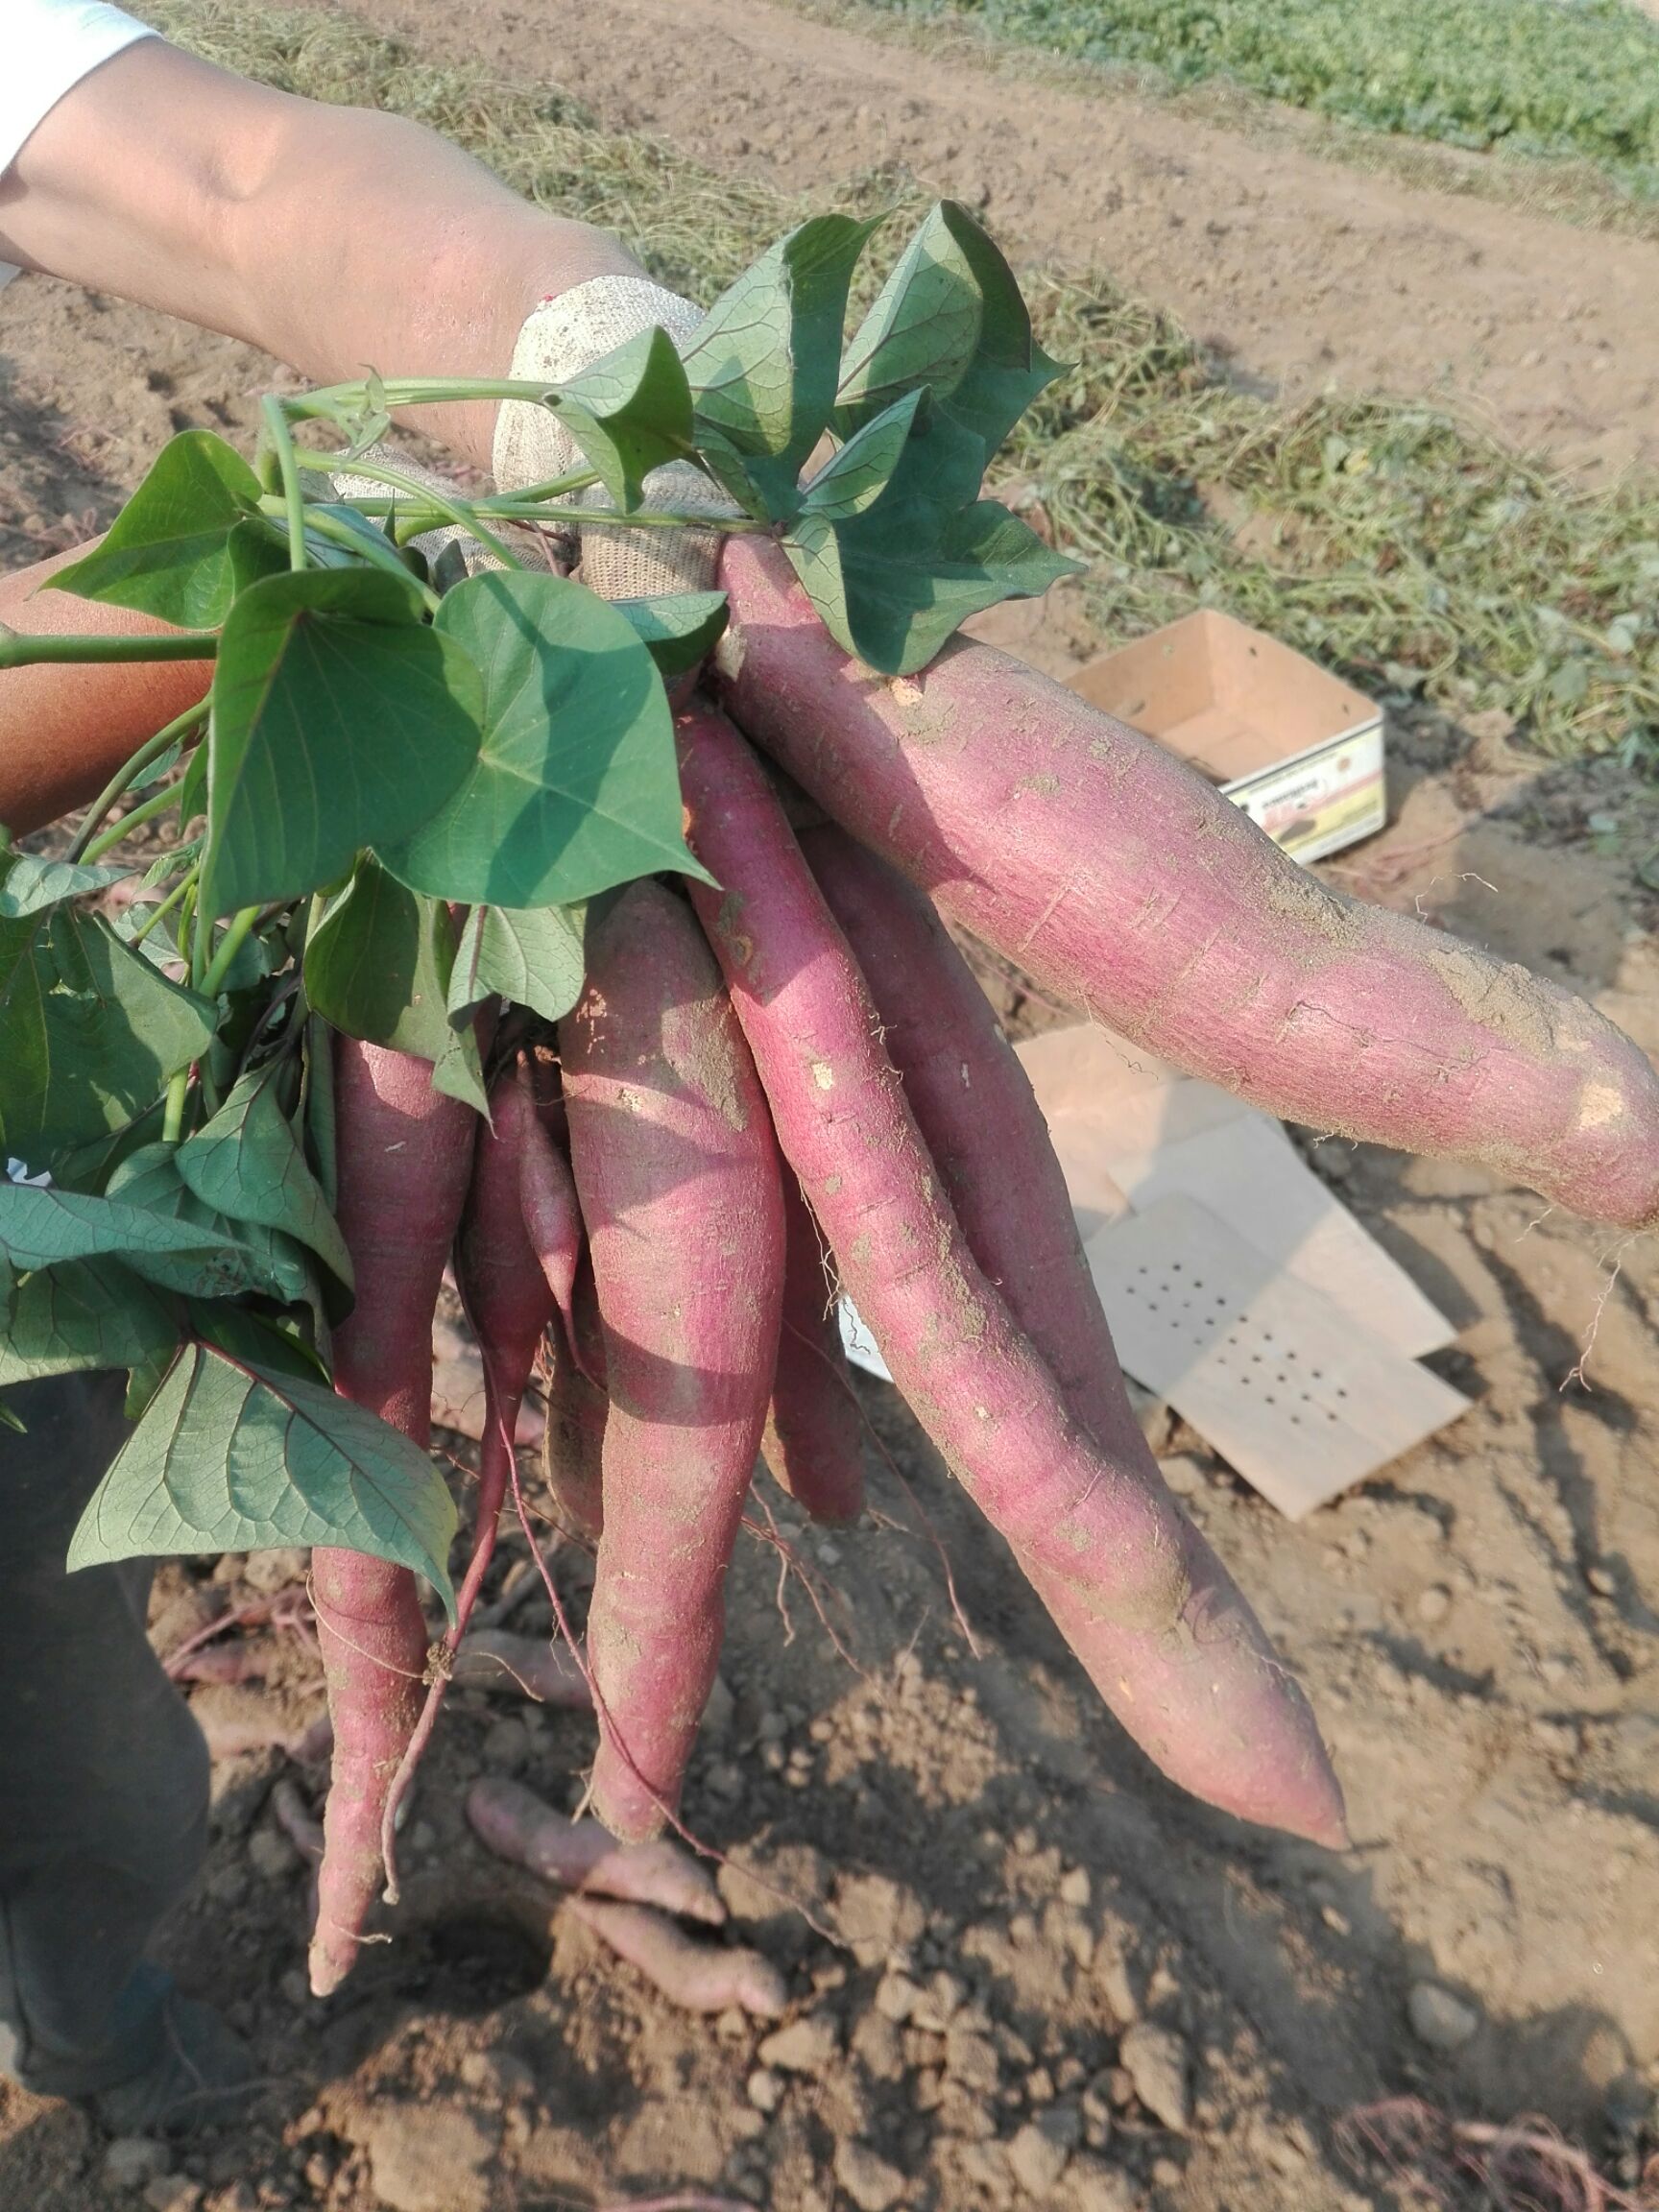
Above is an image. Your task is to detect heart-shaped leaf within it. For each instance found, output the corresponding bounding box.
[448,902,587,1028]
[176,1069,354,1295]
[51,430,286,628]
[106,1144,314,1305]
[204,566,483,917]
[0,908,215,1164]
[303,858,456,1059]
[545,326,697,511]
[611,590,730,677]
[0,850,136,920]
[67,1342,458,1614]
[0,1257,180,1385]
[379,570,705,909]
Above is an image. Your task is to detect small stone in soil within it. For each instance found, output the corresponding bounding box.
[361,2104,498,2212]
[1157,1455,1206,1497]
[757,2015,838,2075]
[459,2049,535,2100]
[143,2179,203,2212]
[106,2138,169,2191]
[746,2068,782,2112]
[1065,2154,1138,2212]
[248,1828,298,1882]
[1407,1981,1480,2051]
[1006,2118,1071,2197]
[1415,1586,1453,1625]
[241,1548,309,1595]
[481,1717,531,1772]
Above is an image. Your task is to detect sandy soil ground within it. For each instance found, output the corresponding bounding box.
[336,0,1659,477]
[2,7,1658,2208]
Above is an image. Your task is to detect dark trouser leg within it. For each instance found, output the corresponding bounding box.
[0,1373,209,2100]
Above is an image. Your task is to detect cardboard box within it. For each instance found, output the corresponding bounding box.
[1066,608,1384,864]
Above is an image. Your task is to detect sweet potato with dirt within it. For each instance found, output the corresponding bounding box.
[453,1628,590,1707]
[565,1895,786,2018]
[468,1776,724,1921]
[538,1266,609,1543]
[561,879,786,1841]
[763,1169,865,1526]
[311,1038,478,1996]
[715,537,1659,1233]
[805,821,1317,1804]
[677,703,1344,1847]
[378,1059,559,1887]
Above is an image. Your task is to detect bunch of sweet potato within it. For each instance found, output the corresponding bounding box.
[310,538,1659,1994]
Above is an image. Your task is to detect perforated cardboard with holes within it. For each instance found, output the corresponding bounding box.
[1084,1195,1468,1519]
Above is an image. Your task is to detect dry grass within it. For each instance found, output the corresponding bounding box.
[149,0,1659,773]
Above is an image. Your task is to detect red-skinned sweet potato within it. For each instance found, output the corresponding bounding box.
[763,1168,865,1526]
[561,879,786,1840]
[715,536,1659,1233]
[312,1040,478,1995]
[677,703,1345,1847]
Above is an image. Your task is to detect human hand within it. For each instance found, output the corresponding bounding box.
[492,276,731,599]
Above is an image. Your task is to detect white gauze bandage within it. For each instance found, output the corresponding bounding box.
[493,275,731,602]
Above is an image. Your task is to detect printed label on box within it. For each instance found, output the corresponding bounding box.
[1227,726,1385,864]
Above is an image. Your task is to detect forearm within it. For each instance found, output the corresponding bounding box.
[0,548,209,836]
[0,39,642,470]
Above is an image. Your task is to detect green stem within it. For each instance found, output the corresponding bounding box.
[200,906,259,998]
[0,626,216,670]
[475,469,599,508]
[66,701,208,862]
[162,1070,189,1145]
[301,506,442,614]
[286,374,589,422]
[80,782,182,864]
[300,449,522,571]
[263,394,309,575]
[131,867,196,946]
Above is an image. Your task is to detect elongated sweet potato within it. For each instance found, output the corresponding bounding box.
[312,1039,478,1995]
[678,704,1344,1847]
[561,879,786,1840]
[763,1168,865,1526]
[805,822,1303,1792]
[379,1059,557,1888]
[539,1310,608,1543]
[716,536,1659,1232]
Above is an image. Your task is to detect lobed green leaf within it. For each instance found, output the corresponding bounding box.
[544,325,697,511]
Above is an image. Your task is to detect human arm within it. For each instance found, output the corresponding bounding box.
[0,23,664,832]
[0,31,642,473]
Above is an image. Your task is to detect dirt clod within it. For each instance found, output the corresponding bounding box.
[357,2104,499,2212]
[835,2138,909,2211]
[1118,2024,1191,2134]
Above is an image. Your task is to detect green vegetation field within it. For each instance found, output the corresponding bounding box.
[145,2,1659,774]
[840,0,1659,201]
